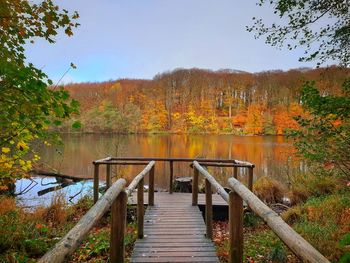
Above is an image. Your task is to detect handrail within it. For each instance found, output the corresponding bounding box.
[192,161,329,263]
[125,161,155,195]
[38,178,126,263]
[39,161,156,263]
[93,156,254,194]
[125,161,155,241]
[93,156,254,167]
[193,161,229,202]
[227,177,329,263]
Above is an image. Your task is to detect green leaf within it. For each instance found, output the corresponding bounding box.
[72,121,81,129]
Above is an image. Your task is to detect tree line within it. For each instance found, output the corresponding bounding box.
[62,66,349,135]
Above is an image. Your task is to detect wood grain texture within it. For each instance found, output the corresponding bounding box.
[129,192,232,207]
[130,193,219,263]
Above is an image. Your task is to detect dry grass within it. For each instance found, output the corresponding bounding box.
[0,194,89,261]
[287,173,341,205]
[42,194,68,226]
[0,196,17,215]
[253,176,286,204]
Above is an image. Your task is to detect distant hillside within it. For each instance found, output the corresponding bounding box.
[61,66,349,134]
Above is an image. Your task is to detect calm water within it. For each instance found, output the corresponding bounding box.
[16,134,305,207]
[36,134,304,190]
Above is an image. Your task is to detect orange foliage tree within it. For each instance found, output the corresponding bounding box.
[245,104,264,134]
[273,103,303,135]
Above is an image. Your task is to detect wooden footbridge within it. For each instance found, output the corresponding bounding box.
[39,157,329,263]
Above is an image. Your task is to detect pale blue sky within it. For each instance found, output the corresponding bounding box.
[25,0,320,83]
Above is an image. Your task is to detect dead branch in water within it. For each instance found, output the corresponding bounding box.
[30,170,93,181]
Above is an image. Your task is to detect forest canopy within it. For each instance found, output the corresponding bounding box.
[61,66,349,136]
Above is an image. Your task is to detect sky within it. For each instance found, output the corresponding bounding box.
[25,0,320,83]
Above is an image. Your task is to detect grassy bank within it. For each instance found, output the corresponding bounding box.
[214,176,350,263]
[0,195,137,263]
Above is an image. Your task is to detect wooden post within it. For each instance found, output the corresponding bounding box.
[93,164,99,204]
[233,167,238,179]
[248,167,253,191]
[192,167,199,206]
[148,166,155,206]
[137,178,144,239]
[229,191,243,263]
[106,164,111,189]
[205,179,213,240]
[169,161,174,194]
[110,191,127,263]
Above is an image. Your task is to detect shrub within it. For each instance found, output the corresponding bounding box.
[253,176,286,204]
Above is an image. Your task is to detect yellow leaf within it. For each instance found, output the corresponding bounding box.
[1,147,10,153]
[17,141,29,151]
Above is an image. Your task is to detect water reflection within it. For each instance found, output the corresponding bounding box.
[37,134,304,189]
[15,177,93,208]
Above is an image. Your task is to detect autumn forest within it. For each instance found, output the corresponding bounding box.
[62,66,349,135]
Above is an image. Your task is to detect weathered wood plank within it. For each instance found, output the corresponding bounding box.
[129,192,231,206]
[131,193,219,262]
[131,257,219,263]
[132,251,217,257]
[133,247,216,252]
[134,243,214,248]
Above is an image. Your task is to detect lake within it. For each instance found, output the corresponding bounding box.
[39,134,304,187]
[16,134,305,207]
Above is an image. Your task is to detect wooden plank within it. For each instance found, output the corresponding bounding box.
[132,251,217,257]
[134,242,213,249]
[131,193,219,262]
[135,238,210,242]
[131,257,219,263]
[129,192,231,206]
[137,246,216,253]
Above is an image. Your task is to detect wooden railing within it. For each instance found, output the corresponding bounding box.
[38,161,155,263]
[93,156,254,197]
[192,161,330,263]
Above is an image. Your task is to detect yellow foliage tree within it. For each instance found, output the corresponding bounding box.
[141,100,168,132]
